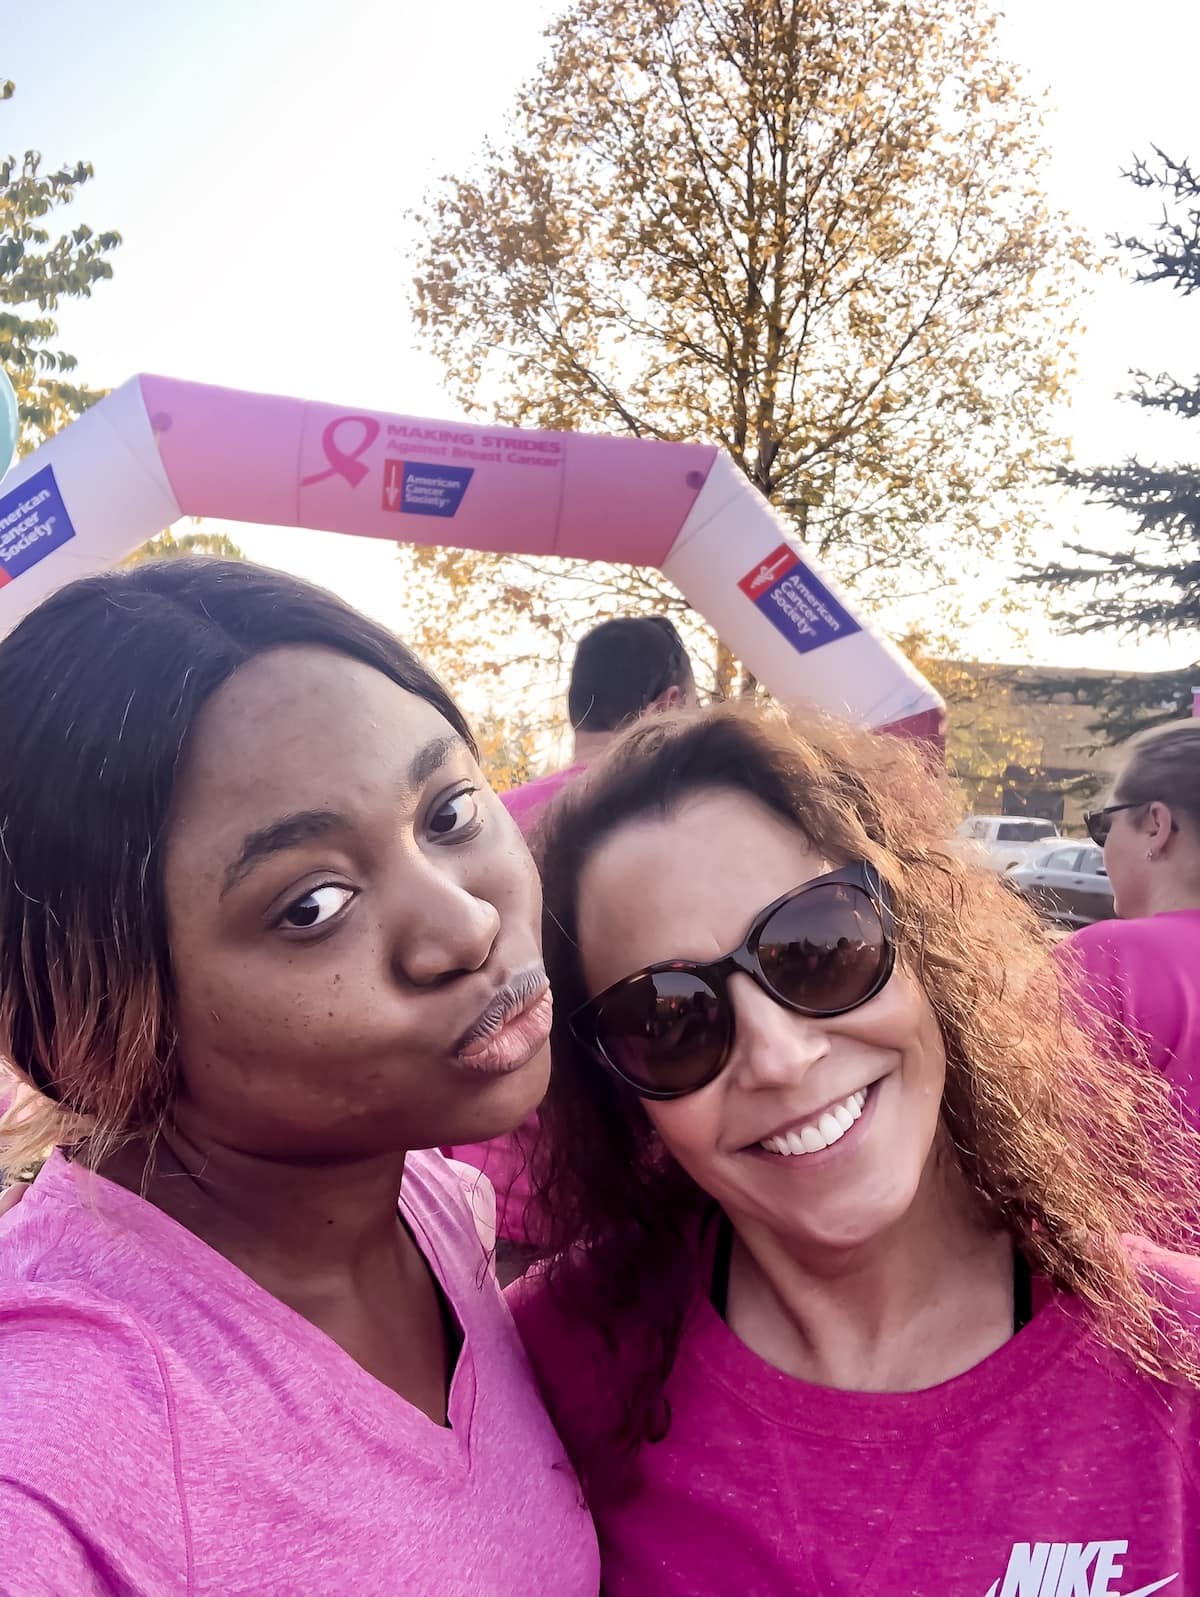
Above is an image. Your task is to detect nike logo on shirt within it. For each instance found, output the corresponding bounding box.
[983,1541,1178,1597]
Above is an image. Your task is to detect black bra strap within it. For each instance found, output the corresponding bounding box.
[710,1213,733,1319]
[1012,1247,1033,1334]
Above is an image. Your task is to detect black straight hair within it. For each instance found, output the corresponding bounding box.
[0,557,473,1123]
[567,615,695,733]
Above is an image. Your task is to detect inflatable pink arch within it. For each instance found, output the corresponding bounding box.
[0,376,943,743]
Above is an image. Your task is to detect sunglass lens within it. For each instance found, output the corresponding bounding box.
[594,970,729,1095]
[757,884,888,1016]
[1085,813,1109,847]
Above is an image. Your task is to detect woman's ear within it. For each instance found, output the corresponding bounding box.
[1144,801,1177,858]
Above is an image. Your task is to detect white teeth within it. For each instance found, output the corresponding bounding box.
[758,1085,871,1157]
[817,1113,844,1145]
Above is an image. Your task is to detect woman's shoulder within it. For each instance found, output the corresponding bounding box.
[1,1160,183,1434]
[0,1275,184,1515]
[0,1278,188,1591]
[402,1147,498,1255]
[1072,1241,1200,1447]
[1125,1236,1200,1325]
[1066,910,1200,969]
[507,1258,605,1355]
[505,1260,635,1490]
[506,1258,639,1424]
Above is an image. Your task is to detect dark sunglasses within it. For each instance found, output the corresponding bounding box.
[569,861,895,1100]
[1084,802,1142,847]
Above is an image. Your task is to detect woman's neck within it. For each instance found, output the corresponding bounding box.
[1141,871,1200,917]
[724,1155,1016,1393]
[96,1126,412,1300]
[96,1126,458,1424]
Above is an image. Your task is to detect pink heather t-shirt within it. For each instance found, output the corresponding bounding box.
[510,1248,1200,1596]
[1060,909,1200,1123]
[499,764,586,834]
[0,1149,599,1597]
[446,766,587,1247]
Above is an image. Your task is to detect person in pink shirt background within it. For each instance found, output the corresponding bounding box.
[0,560,599,1597]
[1061,721,1200,1123]
[512,706,1200,1596]
[448,614,695,1279]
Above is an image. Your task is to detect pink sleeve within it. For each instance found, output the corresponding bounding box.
[0,1485,122,1595]
[0,1296,192,1595]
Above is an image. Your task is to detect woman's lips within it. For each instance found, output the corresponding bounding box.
[452,985,554,1076]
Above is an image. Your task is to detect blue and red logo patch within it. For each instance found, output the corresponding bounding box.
[738,544,861,655]
[0,465,76,588]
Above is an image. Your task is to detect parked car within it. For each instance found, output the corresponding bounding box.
[1006,842,1116,928]
[953,815,1066,872]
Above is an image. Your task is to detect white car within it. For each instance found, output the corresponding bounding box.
[953,815,1066,873]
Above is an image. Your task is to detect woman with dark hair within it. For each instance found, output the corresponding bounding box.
[513,706,1200,1596]
[1062,721,1200,1120]
[0,560,599,1596]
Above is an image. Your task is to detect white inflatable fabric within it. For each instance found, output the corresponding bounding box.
[0,375,944,744]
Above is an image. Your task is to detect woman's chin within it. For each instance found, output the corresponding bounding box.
[448,1042,551,1145]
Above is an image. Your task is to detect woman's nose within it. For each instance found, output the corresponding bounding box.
[726,973,831,1088]
[387,864,502,988]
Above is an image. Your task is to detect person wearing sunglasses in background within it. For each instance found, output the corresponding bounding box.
[510,706,1200,1596]
[1059,722,1200,1126]
[446,614,696,1281]
[0,561,599,1597]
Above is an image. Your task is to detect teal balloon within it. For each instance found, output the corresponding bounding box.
[0,365,17,481]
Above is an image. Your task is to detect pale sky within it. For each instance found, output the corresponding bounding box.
[4,0,1199,682]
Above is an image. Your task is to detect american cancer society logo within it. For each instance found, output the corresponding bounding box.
[0,465,77,587]
[382,458,473,519]
[738,543,861,656]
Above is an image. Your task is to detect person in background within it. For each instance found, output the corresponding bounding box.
[513,706,1200,1595]
[503,614,696,832]
[1062,720,1200,1123]
[0,560,599,1597]
[447,614,695,1280]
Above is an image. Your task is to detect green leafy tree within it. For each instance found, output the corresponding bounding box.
[1025,149,1199,742]
[1,78,121,450]
[407,0,1086,700]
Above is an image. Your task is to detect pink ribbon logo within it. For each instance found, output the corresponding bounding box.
[301,416,381,489]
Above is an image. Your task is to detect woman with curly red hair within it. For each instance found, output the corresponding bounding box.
[512,705,1200,1596]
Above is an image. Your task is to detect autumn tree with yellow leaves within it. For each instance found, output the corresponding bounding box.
[405,0,1086,709]
[902,630,1042,805]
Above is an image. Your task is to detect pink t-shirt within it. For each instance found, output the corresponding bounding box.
[510,1249,1200,1596]
[446,766,586,1247]
[500,764,586,833]
[1060,910,1200,1122]
[0,1150,599,1597]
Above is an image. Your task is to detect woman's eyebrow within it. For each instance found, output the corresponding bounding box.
[222,810,344,896]
[221,735,466,895]
[406,734,463,793]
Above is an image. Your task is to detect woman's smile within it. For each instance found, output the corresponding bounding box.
[743,1077,880,1163]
